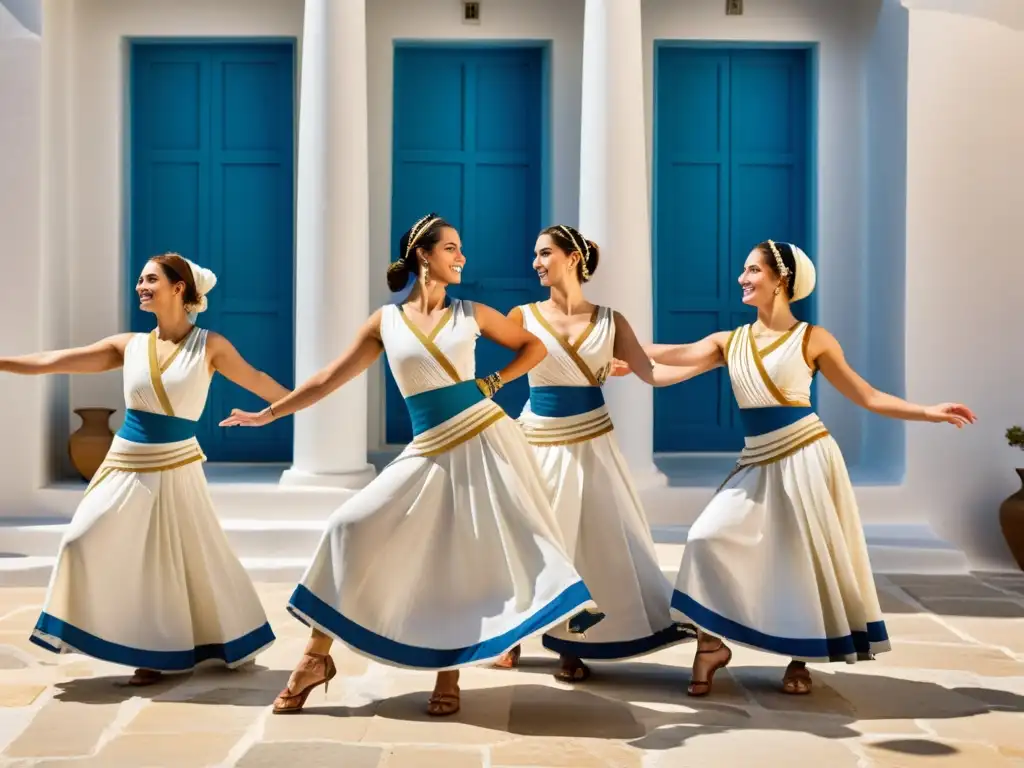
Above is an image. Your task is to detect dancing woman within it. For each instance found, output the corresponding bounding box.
[221,214,595,717]
[1,253,283,685]
[493,225,702,681]
[633,240,974,696]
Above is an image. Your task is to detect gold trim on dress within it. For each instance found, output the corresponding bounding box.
[756,321,801,358]
[724,328,738,366]
[528,303,600,386]
[748,325,801,407]
[398,305,461,383]
[147,332,178,417]
[801,323,817,372]
[158,326,195,373]
[407,401,506,457]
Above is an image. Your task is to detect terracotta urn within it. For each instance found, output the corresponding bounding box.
[68,408,115,481]
[999,468,1024,572]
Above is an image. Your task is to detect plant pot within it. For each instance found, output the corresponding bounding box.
[998,468,1024,572]
[68,408,116,481]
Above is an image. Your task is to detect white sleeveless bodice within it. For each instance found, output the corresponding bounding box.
[122,327,212,420]
[726,322,814,409]
[521,303,615,387]
[380,300,479,397]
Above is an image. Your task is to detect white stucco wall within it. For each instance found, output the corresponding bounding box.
[902,5,1024,569]
[0,2,45,512]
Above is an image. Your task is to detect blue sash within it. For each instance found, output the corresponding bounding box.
[405,380,486,437]
[739,406,815,438]
[116,408,198,444]
[529,386,605,418]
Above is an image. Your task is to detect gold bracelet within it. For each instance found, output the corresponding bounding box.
[475,372,504,398]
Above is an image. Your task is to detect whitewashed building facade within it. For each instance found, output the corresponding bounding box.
[1,0,1022,583]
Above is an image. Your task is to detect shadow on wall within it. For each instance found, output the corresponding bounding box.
[903,0,1024,31]
[0,0,41,35]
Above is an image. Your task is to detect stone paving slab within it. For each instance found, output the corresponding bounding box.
[0,575,1022,767]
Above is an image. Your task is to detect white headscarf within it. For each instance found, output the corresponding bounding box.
[183,258,217,323]
[788,244,816,302]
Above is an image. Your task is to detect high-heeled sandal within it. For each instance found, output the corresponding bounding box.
[554,656,591,683]
[782,662,812,695]
[128,669,164,686]
[687,642,732,697]
[272,652,337,715]
[426,685,460,716]
[492,645,521,670]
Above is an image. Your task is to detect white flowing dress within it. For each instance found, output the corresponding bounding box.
[287,300,594,670]
[672,322,890,663]
[517,304,691,660]
[31,328,274,671]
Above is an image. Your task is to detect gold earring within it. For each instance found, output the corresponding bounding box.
[774,286,781,296]
[421,261,431,287]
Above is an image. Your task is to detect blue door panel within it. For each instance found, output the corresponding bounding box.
[387,46,545,444]
[653,47,813,452]
[130,42,295,461]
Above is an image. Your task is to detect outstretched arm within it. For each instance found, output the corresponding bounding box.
[644,332,731,370]
[810,327,976,427]
[612,313,718,386]
[220,309,384,427]
[475,303,546,383]
[0,334,133,375]
[206,333,291,403]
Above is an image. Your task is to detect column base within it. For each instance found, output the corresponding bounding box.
[278,464,377,490]
[628,463,669,491]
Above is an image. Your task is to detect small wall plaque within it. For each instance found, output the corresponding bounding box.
[463,1,481,24]
[726,0,743,15]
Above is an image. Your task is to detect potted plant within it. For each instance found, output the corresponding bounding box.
[999,426,1024,570]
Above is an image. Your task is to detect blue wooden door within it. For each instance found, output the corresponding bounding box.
[130,42,295,461]
[653,47,813,452]
[387,46,545,444]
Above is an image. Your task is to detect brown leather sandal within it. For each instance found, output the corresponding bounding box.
[687,642,732,697]
[128,669,164,686]
[782,662,812,695]
[554,656,591,683]
[426,686,460,716]
[272,652,337,714]
[492,645,521,670]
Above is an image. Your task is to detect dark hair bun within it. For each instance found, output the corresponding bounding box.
[387,213,449,292]
[581,239,600,282]
[385,260,412,292]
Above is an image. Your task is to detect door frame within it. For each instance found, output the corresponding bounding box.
[651,40,819,454]
[384,40,554,447]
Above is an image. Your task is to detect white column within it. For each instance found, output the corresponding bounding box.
[577,0,665,489]
[280,0,375,489]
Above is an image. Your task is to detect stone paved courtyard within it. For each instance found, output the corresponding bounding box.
[0,572,1023,767]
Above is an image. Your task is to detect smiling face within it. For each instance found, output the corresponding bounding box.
[738,247,784,307]
[136,260,183,314]
[532,233,579,288]
[417,226,465,286]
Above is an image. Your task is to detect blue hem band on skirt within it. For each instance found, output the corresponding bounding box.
[116,409,199,444]
[405,380,486,437]
[671,590,888,662]
[287,581,594,669]
[738,406,815,438]
[30,612,275,671]
[541,622,695,660]
[529,386,605,418]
